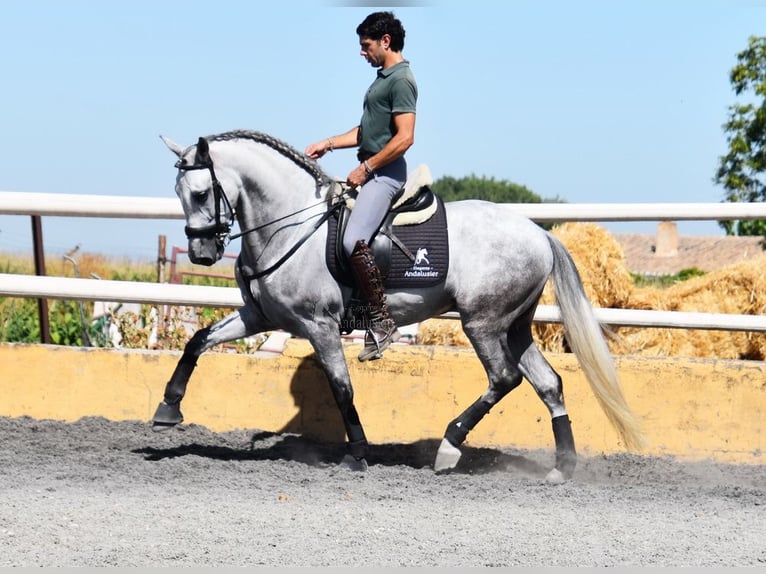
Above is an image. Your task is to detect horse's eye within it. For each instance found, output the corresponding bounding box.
[192,190,209,202]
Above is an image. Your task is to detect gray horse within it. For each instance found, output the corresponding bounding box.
[154,130,645,482]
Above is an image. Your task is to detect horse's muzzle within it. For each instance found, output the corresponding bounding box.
[184,221,229,266]
[187,237,224,266]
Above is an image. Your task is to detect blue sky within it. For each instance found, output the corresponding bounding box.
[0,0,763,259]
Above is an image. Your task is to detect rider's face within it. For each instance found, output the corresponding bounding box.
[359,35,389,68]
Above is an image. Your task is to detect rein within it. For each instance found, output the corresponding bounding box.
[229,198,332,241]
[237,200,344,281]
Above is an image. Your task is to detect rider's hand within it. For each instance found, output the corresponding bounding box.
[347,164,369,188]
[305,140,329,160]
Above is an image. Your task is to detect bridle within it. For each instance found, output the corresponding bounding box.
[175,157,235,250]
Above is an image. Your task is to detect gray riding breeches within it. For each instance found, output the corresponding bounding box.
[342,156,407,257]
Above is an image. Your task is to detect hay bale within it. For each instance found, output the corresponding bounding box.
[419,223,634,352]
[616,253,766,360]
[417,318,471,347]
[416,223,766,361]
[535,223,634,352]
[547,222,633,308]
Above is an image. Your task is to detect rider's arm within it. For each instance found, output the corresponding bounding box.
[305,126,359,159]
[363,112,415,173]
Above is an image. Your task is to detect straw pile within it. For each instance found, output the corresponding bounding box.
[415,317,472,347]
[417,222,766,360]
[533,222,633,352]
[615,254,766,359]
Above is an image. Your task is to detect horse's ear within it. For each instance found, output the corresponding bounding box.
[159,135,184,158]
[196,137,211,163]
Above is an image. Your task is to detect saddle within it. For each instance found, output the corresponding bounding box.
[339,163,439,225]
[325,164,449,290]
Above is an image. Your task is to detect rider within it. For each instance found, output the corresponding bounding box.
[305,11,418,362]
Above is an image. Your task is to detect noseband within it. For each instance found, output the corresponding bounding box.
[175,157,234,248]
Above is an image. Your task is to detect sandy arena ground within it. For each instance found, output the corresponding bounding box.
[0,415,764,567]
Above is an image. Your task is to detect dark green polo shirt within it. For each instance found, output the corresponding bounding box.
[358,60,418,155]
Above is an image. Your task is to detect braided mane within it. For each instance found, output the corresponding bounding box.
[206,130,331,186]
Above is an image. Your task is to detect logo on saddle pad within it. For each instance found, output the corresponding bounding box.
[405,247,439,279]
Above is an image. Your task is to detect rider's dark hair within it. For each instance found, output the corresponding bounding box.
[356,11,406,52]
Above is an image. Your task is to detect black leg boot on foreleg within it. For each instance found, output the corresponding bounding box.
[318,355,370,471]
[340,403,370,471]
[151,350,199,431]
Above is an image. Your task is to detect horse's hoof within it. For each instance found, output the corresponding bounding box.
[340,454,368,472]
[434,438,462,473]
[151,422,177,433]
[151,401,183,430]
[544,468,568,484]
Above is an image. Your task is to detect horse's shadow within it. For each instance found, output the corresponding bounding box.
[135,355,551,477]
[136,434,548,476]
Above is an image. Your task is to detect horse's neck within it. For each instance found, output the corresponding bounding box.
[224,141,328,255]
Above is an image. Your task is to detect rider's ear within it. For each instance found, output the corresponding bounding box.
[196,137,211,164]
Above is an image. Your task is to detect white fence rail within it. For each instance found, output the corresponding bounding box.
[0,274,764,332]
[1,191,765,332]
[3,191,766,222]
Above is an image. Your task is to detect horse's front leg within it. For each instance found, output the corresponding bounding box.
[152,306,263,431]
[305,326,370,471]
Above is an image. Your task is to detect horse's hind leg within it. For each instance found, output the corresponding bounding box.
[508,324,577,483]
[152,306,262,431]
[434,324,524,473]
[434,315,577,483]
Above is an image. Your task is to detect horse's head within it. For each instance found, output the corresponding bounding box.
[161,135,236,266]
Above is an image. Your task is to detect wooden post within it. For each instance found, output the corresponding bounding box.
[31,215,51,344]
[157,235,166,283]
[157,235,167,333]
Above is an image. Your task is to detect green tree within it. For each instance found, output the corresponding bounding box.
[715,36,766,236]
[432,174,561,204]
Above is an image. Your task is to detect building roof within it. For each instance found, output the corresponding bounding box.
[613,224,765,276]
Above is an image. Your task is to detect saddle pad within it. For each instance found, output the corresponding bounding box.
[326,195,449,289]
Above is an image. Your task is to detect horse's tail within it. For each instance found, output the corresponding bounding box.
[546,233,646,451]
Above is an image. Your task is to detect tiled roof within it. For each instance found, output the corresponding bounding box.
[613,229,765,276]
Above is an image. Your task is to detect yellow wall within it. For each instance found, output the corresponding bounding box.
[1,340,763,465]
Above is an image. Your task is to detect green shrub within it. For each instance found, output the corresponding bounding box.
[631,267,707,288]
[0,251,245,350]
[0,298,40,342]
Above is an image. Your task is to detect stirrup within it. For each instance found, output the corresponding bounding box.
[358,321,400,362]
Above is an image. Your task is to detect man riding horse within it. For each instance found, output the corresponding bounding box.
[305,11,417,362]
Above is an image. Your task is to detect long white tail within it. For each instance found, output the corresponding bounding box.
[547,233,646,451]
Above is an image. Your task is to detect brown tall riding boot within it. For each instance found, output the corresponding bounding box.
[349,239,400,361]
